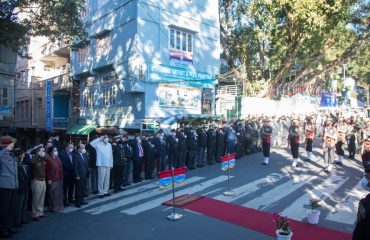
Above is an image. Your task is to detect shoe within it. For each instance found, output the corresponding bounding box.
[32,217,40,221]
[93,191,99,194]
[20,221,28,225]
[123,183,131,187]
[98,195,104,199]
[39,215,48,218]
[262,162,268,165]
[304,158,310,162]
[114,190,119,193]
[104,193,111,197]
[75,204,81,208]
[81,201,88,205]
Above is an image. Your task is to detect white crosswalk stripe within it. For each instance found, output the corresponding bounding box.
[280,175,349,221]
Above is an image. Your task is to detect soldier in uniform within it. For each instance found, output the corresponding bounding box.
[216,126,225,162]
[347,118,357,160]
[167,129,178,169]
[186,128,198,170]
[121,136,133,187]
[143,135,156,179]
[196,125,207,168]
[304,116,315,161]
[289,118,302,167]
[323,127,337,173]
[112,135,128,192]
[260,118,273,165]
[206,125,217,165]
[152,130,167,173]
[335,116,347,165]
[176,129,187,168]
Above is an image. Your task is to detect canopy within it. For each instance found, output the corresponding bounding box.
[67,124,97,135]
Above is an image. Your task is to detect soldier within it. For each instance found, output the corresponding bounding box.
[196,125,207,168]
[112,135,128,193]
[143,135,156,179]
[176,129,187,168]
[167,129,178,169]
[323,127,337,173]
[304,116,315,161]
[347,118,357,160]
[335,127,346,165]
[260,118,273,165]
[215,126,225,163]
[121,135,133,187]
[186,128,198,170]
[289,118,302,167]
[152,130,167,173]
[207,125,217,165]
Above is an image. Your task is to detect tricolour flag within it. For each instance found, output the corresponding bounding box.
[221,154,236,171]
[159,170,172,189]
[174,167,186,186]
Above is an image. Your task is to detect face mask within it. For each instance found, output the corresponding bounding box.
[171,133,176,137]
[69,148,74,153]
[137,139,141,143]
[38,152,45,158]
[53,151,58,157]
[81,149,87,154]
[103,138,109,143]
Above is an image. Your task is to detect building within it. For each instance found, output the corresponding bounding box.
[71,0,220,132]
[15,38,77,147]
[0,45,17,136]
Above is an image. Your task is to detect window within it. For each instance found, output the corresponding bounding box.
[96,33,110,57]
[102,86,116,107]
[83,90,95,108]
[169,28,193,53]
[77,46,89,63]
[2,88,8,106]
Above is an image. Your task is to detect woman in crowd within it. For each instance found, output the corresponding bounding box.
[45,147,64,212]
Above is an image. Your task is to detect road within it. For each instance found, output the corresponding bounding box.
[13,142,366,240]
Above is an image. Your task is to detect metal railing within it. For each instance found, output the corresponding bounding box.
[217,85,240,96]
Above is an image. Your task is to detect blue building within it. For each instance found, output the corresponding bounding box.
[71,0,220,131]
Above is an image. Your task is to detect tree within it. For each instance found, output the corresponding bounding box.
[220,0,370,98]
[0,0,87,52]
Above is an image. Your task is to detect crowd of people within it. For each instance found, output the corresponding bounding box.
[0,112,370,239]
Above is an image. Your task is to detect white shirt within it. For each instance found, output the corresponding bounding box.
[90,138,113,167]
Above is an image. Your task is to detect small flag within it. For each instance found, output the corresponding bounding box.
[174,167,186,186]
[229,154,236,169]
[221,154,236,171]
[159,170,172,189]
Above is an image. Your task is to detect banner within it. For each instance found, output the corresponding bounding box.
[320,92,337,107]
[221,154,236,171]
[45,79,52,131]
[159,167,187,189]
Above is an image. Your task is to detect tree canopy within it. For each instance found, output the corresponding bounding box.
[220,0,369,98]
[0,0,87,52]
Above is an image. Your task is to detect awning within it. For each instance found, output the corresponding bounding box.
[67,124,97,135]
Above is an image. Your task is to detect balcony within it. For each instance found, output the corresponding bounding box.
[51,73,72,91]
[217,85,241,96]
[40,41,70,62]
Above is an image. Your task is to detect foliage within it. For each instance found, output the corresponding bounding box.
[0,0,87,52]
[273,213,291,235]
[308,198,321,211]
[219,0,370,97]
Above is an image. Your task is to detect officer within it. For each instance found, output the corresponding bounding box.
[167,129,178,169]
[216,125,225,163]
[347,118,357,160]
[113,135,128,193]
[186,128,198,169]
[304,116,315,161]
[323,127,337,173]
[196,125,207,168]
[143,135,155,179]
[176,129,187,168]
[121,135,133,187]
[152,130,167,172]
[206,124,217,165]
[260,118,273,165]
[289,118,302,167]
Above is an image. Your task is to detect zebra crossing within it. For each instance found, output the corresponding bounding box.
[59,168,367,228]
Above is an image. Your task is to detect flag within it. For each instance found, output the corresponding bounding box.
[159,170,172,189]
[221,154,236,171]
[174,167,186,186]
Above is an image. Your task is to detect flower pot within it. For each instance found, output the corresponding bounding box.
[276,229,293,240]
[307,209,320,224]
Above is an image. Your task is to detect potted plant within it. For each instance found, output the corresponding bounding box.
[273,213,293,240]
[306,198,321,224]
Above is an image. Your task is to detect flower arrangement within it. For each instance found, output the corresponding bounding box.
[273,213,291,235]
[308,198,321,212]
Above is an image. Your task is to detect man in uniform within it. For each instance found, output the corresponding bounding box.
[304,116,315,162]
[260,118,273,165]
[335,116,347,165]
[176,129,187,168]
[186,128,198,169]
[143,135,155,179]
[196,125,207,167]
[207,125,217,165]
[167,129,178,169]
[112,135,128,192]
[121,135,133,187]
[323,127,337,173]
[347,118,357,160]
[289,118,302,167]
[152,130,167,173]
[216,126,225,163]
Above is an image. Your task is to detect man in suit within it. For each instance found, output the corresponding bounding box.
[130,136,145,183]
[176,129,187,168]
[167,129,178,169]
[73,144,89,208]
[143,135,155,180]
[152,131,167,173]
[197,126,207,167]
[60,143,75,206]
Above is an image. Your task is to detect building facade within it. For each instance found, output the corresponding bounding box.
[15,38,78,147]
[0,45,17,136]
[71,0,220,130]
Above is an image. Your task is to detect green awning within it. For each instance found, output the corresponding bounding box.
[67,124,97,135]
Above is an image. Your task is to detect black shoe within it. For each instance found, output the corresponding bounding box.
[261,162,268,165]
[93,191,99,194]
[114,190,120,193]
[81,201,88,205]
[98,195,104,199]
[75,204,81,208]
[304,158,310,162]
[32,217,40,221]
[104,193,111,197]
[20,221,28,225]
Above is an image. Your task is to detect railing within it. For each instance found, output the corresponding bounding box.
[51,73,72,91]
[217,85,240,96]
[41,41,68,56]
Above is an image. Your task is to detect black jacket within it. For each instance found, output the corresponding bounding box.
[207,129,217,148]
[152,137,167,157]
[353,193,370,240]
[216,129,225,147]
[197,128,207,148]
[187,132,198,151]
[167,135,177,154]
[60,151,75,178]
[113,142,129,166]
[177,133,187,152]
[73,152,89,179]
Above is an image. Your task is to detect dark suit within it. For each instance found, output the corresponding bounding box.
[167,135,177,169]
[73,152,89,206]
[130,140,144,182]
[143,140,155,179]
[152,137,167,172]
[60,151,75,204]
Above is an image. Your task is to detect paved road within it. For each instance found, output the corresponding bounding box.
[13,142,366,240]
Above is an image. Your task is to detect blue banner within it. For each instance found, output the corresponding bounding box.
[45,80,52,131]
[149,64,215,88]
[320,92,337,107]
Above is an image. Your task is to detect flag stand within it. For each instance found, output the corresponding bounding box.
[223,154,235,196]
[167,167,183,221]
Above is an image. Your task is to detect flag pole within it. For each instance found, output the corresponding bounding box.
[167,167,183,221]
[223,153,235,196]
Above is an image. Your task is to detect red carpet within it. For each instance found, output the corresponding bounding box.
[178,196,352,240]
[162,194,204,207]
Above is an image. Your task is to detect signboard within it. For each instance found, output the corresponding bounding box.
[320,92,337,107]
[149,64,214,88]
[157,83,200,109]
[170,50,193,68]
[52,118,68,129]
[45,79,52,131]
